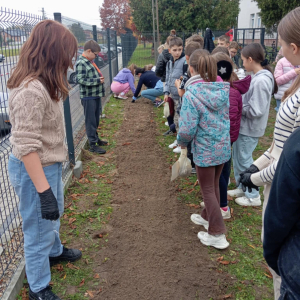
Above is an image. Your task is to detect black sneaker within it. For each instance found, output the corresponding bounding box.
[29,286,61,300]
[89,145,106,154]
[49,247,82,267]
[97,138,108,146]
[163,129,176,136]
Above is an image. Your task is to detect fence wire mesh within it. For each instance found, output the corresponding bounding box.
[0,7,44,297]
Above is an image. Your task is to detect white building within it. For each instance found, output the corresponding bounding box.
[238,0,261,29]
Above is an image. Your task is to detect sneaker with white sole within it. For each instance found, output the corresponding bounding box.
[227,188,245,198]
[220,207,231,219]
[235,195,261,206]
[197,232,229,249]
[173,146,181,153]
[190,214,208,230]
[191,168,197,174]
[165,121,169,126]
[117,95,128,100]
[168,140,178,149]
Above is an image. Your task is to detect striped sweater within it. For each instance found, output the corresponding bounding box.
[251,87,300,186]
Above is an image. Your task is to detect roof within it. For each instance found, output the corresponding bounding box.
[3,29,26,37]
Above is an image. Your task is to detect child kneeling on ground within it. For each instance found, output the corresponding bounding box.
[177,50,231,249]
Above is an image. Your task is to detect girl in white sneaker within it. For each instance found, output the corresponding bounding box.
[229,43,278,207]
[239,7,300,299]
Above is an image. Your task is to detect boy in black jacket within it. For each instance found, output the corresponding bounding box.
[263,127,300,299]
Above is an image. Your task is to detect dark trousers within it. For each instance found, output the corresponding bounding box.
[81,98,102,146]
[187,141,195,168]
[196,164,226,235]
[219,158,231,208]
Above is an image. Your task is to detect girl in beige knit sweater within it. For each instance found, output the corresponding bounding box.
[7,20,81,300]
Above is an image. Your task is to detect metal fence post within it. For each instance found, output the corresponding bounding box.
[260,28,265,46]
[115,30,119,73]
[234,28,237,42]
[92,25,101,69]
[53,12,75,165]
[107,28,113,88]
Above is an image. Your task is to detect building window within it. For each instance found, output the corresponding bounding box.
[257,14,261,27]
[250,14,255,28]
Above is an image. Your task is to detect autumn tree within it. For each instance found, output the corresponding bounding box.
[254,0,299,31]
[100,0,131,35]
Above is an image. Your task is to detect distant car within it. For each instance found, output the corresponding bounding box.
[0,54,5,63]
[99,44,108,54]
[117,46,122,53]
[0,92,11,137]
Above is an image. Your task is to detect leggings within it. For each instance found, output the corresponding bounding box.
[196,164,226,235]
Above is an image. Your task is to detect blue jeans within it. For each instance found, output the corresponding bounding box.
[275,99,281,112]
[8,154,64,293]
[232,134,260,198]
[219,158,231,207]
[141,87,163,102]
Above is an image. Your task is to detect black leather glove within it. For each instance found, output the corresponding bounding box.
[38,187,60,221]
[237,164,259,186]
[240,173,259,193]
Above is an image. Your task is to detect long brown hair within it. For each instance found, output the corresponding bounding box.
[7,20,78,101]
[241,43,278,94]
[278,7,300,100]
[189,49,217,82]
[128,64,137,76]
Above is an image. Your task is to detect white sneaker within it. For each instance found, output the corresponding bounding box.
[220,207,231,219]
[117,95,128,100]
[200,202,205,208]
[190,214,208,230]
[228,178,231,186]
[197,232,229,249]
[168,140,178,149]
[173,146,181,153]
[227,188,245,198]
[165,121,169,126]
[235,195,261,206]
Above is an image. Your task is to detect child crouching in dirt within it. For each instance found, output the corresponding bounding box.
[177,50,231,249]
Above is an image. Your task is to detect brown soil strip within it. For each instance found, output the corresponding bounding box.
[95,99,233,299]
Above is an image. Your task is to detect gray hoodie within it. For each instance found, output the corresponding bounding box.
[239,69,274,138]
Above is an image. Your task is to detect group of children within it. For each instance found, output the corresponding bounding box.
[112,14,300,298]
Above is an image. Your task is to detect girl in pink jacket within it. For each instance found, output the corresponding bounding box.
[274,57,300,111]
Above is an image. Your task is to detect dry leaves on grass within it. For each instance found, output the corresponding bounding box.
[93,273,100,279]
[52,264,64,272]
[122,142,131,146]
[66,262,80,270]
[68,218,77,225]
[86,290,94,298]
[79,279,85,287]
[186,203,200,209]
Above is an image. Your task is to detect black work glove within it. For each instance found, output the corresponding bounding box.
[240,173,259,193]
[38,187,60,221]
[237,164,259,186]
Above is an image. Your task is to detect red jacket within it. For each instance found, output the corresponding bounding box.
[230,76,251,143]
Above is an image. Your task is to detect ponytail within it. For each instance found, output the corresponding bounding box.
[241,43,278,95]
[189,49,217,82]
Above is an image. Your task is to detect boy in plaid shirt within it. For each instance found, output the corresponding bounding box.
[76,40,107,154]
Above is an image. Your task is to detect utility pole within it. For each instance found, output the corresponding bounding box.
[152,0,157,63]
[39,8,46,20]
[156,0,160,47]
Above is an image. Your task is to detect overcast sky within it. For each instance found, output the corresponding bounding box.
[6,0,104,26]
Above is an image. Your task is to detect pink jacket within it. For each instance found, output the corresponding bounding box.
[274,57,298,100]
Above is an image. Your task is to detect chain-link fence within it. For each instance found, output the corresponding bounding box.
[0,7,124,297]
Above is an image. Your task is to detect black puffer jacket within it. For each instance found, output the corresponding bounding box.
[204,28,215,53]
[155,49,172,82]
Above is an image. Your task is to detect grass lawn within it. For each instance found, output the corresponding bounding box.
[128,43,155,67]
[17,97,124,300]
[153,98,277,300]
[0,47,20,58]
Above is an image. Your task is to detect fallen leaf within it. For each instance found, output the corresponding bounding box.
[91,193,99,196]
[64,202,72,209]
[219,260,230,265]
[66,262,80,270]
[79,178,90,184]
[68,218,76,225]
[79,279,85,287]
[88,218,94,223]
[52,264,64,272]
[63,274,66,280]
[106,180,113,184]
[217,256,224,262]
[70,224,77,229]
[87,290,94,298]
[188,189,195,194]
[264,272,272,278]
[248,244,256,249]
[93,274,100,279]
[223,294,232,299]
[193,179,198,187]
[122,142,131,146]
[61,240,67,244]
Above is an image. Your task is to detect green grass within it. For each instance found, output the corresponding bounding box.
[128,43,155,67]
[153,98,277,300]
[17,97,124,299]
[0,47,20,58]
